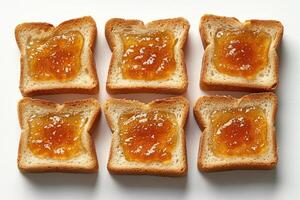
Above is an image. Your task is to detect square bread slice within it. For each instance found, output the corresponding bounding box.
[105,18,189,94]
[15,16,99,96]
[103,96,189,176]
[194,93,278,172]
[200,14,283,91]
[18,98,100,173]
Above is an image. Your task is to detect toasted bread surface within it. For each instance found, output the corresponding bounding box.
[18,97,100,173]
[194,92,278,172]
[15,16,99,96]
[103,96,189,176]
[105,18,189,94]
[200,14,283,92]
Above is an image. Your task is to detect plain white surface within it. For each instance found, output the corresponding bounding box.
[1,0,299,199]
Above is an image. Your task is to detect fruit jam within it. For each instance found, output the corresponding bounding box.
[28,112,85,160]
[121,31,176,80]
[210,106,268,157]
[213,29,271,79]
[27,31,83,81]
[118,110,178,163]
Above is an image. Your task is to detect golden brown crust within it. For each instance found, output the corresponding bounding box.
[17,97,100,173]
[21,87,99,97]
[199,14,284,92]
[198,160,277,172]
[106,85,187,95]
[105,18,189,94]
[15,16,99,96]
[200,81,279,92]
[193,92,278,172]
[107,165,187,176]
[18,164,98,173]
[103,96,189,176]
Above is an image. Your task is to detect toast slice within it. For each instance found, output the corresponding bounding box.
[103,96,189,176]
[105,18,189,94]
[200,14,283,91]
[194,93,277,172]
[15,16,99,96]
[18,98,100,173]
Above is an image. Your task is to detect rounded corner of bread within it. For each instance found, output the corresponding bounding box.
[178,82,188,94]
[200,14,214,25]
[181,17,190,26]
[177,96,190,107]
[197,160,210,172]
[83,16,96,24]
[89,98,101,106]
[106,163,120,174]
[86,161,99,173]
[105,84,119,95]
[17,159,26,172]
[102,98,112,108]
[200,14,211,21]
[105,18,125,27]
[265,159,278,170]
[269,81,278,91]
[18,97,30,106]
[88,83,100,94]
[271,156,278,167]
[15,23,26,38]
[193,100,202,117]
[177,165,188,176]
[199,79,210,91]
[173,17,190,28]
[19,85,30,96]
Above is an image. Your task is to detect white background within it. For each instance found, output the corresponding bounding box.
[0,0,299,199]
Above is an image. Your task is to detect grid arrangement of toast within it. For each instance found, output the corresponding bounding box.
[15,14,283,176]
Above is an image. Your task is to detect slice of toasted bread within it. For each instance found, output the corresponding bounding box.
[18,98,100,173]
[194,92,278,172]
[105,18,189,94]
[15,16,99,96]
[200,14,283,91]
[103,96,189,176]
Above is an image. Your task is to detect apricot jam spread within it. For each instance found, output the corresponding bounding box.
[118,110,178,163]
[213,29,271,79]
[28,112,85,160]
[26,31,83,81]
[210,106,268,157]
[121,31,176,80]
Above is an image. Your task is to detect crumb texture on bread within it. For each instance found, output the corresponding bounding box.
[17,98,100,173]
[103,96,189,176]
[15,16,99,96]
[194,93,278,172]
[200,14,283,91]
[105,18,189,94]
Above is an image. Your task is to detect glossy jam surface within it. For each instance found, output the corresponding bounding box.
[118,110,178,163]
[213,29,271,79]
[28,112,85,160]
[121,31,176,80]
[210,106,268,157]
[27,31,84,81]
